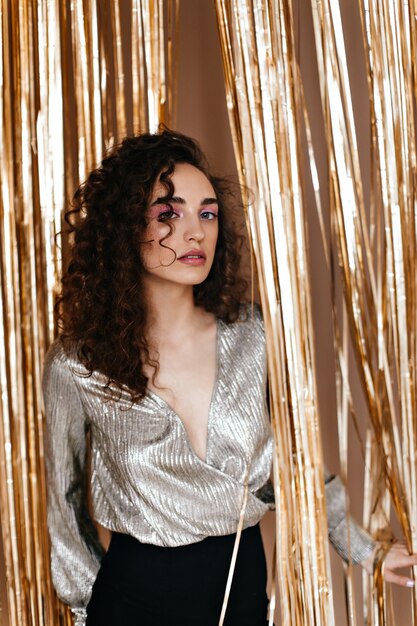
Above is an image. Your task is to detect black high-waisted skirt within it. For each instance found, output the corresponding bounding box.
[86,523,269,626]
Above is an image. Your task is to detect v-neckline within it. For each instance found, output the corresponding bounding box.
[145,318,222,464]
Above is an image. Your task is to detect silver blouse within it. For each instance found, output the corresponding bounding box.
[43,307,374,626]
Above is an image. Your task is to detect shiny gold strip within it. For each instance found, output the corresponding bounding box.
[142,0,165,132]
[0,0,19,599]
[72,0,90,180]
[132,0,147,133]
[59,0,77,197]
[215,2,335,624]
[337,310,357,626]
[9,3,33,623]
[156,0,166,125]
[372,542,392,625]
[166,0,180,128]
[111,0,126,140]
[131,0,168,133]
[89,0,102,162]
[97,0,112,149]
[267,541,277,626]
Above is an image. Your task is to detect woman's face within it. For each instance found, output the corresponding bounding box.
[142,163,219,287]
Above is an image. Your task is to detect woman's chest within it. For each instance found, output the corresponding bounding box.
[82,315,269,469]
[147,336,218,460]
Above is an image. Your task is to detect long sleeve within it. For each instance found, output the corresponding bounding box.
[256,474,375,564]
[325,473,375,564]
[43,342,104,625]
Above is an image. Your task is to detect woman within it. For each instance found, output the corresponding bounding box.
[43,129,416,626]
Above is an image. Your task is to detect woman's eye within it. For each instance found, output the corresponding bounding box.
[157,208,178,221]
[200,210,218,220]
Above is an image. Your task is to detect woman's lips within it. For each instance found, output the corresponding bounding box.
[178,250,207,265]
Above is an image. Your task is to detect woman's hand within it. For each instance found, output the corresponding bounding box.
[362,542,417,587]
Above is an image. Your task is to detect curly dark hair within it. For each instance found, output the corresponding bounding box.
[58,127,247,399]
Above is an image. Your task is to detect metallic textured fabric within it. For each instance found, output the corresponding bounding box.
[324,475,375,564]
[43,308,272,623]
[43,307,374,625]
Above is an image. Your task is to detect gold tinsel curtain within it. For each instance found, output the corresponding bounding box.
[0,1,173,624]
[310,1,417,623]
[215,2,335,624]
[2,1,417,625]
[216,0,417,625]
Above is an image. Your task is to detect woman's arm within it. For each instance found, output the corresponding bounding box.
[43,342,104,626]
[325,473,375,564]
[325,473,417,587]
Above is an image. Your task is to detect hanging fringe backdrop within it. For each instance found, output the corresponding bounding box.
[1,1,417,625]
[215,2,335,625]
[310,0,417,623]
[0,1,173,624]
[216,0,417,624]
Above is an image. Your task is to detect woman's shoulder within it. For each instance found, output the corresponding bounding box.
[43,337,87,382]
[44,336,77,363]
[223,302,265,342]
[237,302,264,327]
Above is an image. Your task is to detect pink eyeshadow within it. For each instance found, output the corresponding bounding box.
[148,205,171,219]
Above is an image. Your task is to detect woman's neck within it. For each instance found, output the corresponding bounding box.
[144,279,205,340]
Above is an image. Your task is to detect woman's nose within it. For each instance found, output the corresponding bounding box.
[183,216,204,241]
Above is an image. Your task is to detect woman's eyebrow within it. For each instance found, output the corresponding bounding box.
[150,196,172,206]
[201,197,218,206]
[170,196,219,205]
[150,196,218,206]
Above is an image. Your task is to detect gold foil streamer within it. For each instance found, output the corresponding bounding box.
[166,0,180,129]
[145,0,166,131]
[0,2,171,623]
[215,2,335,624]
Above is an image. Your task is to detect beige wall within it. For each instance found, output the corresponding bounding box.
[175,0,237,176]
